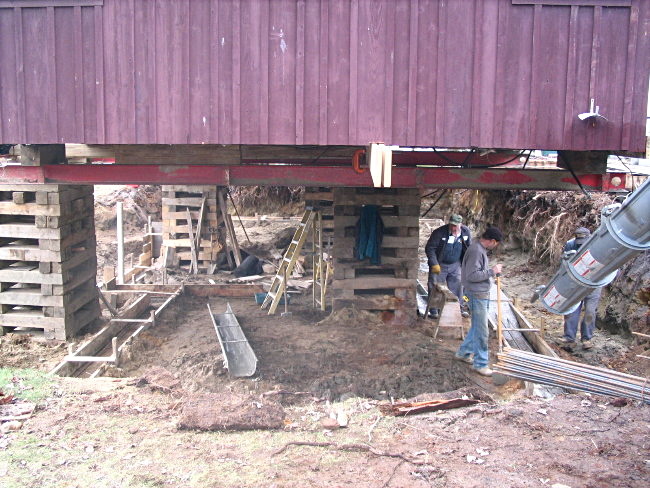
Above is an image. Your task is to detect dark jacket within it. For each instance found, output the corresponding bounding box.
[563,238,585,253]
[425,224,471,267]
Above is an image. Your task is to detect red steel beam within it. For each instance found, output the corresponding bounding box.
[0,164,625,191]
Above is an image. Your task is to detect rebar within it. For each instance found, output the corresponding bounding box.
[494,348,650,404]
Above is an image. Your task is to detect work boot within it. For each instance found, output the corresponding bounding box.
[428,308,439,319]
[454,352,473,364]
[582,340,593,350]
[560,337,576,352]
[472,366,493,377]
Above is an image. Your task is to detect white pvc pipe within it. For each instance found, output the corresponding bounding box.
[117,202,124,285]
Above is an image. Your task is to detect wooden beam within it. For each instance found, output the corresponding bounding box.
[18,144,66,166]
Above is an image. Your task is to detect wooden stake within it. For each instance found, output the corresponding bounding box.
[496,274,503,352]
[117,202,124,285]
[96,286,119,316]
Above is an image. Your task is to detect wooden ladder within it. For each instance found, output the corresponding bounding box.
[261,209,317,314]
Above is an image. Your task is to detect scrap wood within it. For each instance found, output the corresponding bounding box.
[378,398,479,416]
[271,441,425,465]
[0,391,14,405]
[0,401,35,421]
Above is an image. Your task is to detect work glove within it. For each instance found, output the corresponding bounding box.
[430,264,441,274]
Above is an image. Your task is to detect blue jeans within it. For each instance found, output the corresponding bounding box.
[456,293,489,368]
[563,287,602,342]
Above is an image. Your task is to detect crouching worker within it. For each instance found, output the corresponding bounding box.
[454,227,504,377]
[561,227,602,351]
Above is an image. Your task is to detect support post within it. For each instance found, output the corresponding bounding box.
[117,202,125,285]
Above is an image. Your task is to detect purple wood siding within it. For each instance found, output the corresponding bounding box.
[0,0,648,151]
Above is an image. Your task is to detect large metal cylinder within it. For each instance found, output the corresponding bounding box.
[538,177,650,315]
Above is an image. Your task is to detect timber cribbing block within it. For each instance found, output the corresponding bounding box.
[161,185,224,271]
[305,187,334,250]
[0,184,99,340]
[332,188,419,327]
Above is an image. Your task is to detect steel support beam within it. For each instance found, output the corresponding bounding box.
[0,164,626,191]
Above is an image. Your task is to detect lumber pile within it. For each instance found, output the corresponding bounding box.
[332,188,419,326]
[161,185,224,272]
[0,184,100,340]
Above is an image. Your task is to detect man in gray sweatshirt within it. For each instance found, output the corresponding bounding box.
[454,226,504,377]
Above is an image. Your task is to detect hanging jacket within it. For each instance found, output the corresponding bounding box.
[354,205,384,265]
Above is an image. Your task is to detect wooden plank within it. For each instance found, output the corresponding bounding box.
[18,144,66,166]
[333,277,414,290]
[0,202,63,216]
[186,208,198,274]
[194,195,206,251]
[114,144,241,165]
[161,238,214,248]
[0,266,64,284]
[110,283,264,297]
[334,236,419,249]
[162,212,219,222]
[218,190,241,266]
[161,197,214,207]
[334,215,419,227]
[509,303,559,357]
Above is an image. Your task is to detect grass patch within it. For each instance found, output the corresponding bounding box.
[0,368,53,403]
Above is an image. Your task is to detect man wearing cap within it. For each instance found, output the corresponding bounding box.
[425,214,472,319]
[561,227,601,351]
[454,226,504,377]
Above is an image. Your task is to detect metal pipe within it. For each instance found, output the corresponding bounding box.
[494,348,650,403]
[537,177,650,314]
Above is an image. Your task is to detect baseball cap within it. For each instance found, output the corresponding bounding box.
[574,227,591,244]
[449,214,463,225]
[482,226,504,242]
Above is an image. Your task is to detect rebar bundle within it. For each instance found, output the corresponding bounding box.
[494,348,650,404]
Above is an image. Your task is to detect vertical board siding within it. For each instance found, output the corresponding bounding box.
[0,9,16,141]
[0,0,648,152]
[55,7,75,142]
[268,0,297,144]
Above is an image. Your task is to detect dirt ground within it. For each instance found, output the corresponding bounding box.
[0,186,649,487]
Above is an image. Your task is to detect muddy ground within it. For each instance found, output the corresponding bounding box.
[0,186,649,487]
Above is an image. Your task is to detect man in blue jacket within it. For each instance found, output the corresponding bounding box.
[425,214,471,319]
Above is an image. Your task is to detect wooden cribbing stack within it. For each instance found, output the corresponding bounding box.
[331,188,420,326]
[161,185,224,272]
[0,184,100,340]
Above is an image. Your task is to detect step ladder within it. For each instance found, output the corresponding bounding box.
[261,209,318,314]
